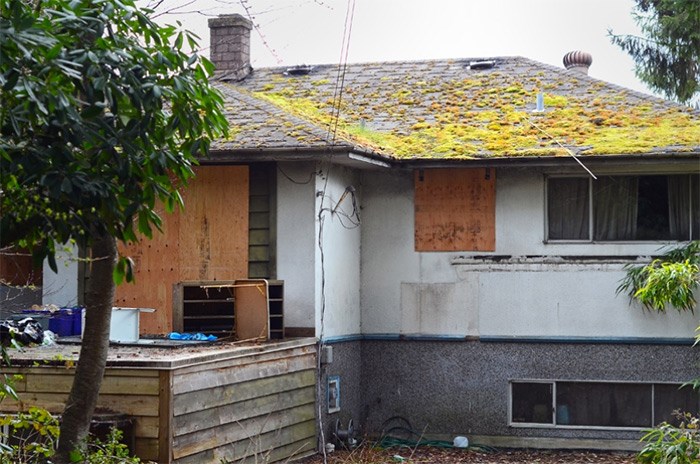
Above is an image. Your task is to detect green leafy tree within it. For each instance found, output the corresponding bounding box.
[0,0,227,461]
[610,0,700,104]
[617,241,700,313]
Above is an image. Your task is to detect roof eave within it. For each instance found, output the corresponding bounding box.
[397,152,700,169]
[202,145,396,169]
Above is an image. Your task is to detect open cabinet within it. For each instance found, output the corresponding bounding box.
[173,280,283,340]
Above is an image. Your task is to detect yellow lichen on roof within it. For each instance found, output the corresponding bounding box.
[235,59,700,159]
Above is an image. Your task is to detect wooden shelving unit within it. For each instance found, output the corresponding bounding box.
[173,280,283,340]
[268,281,284,340]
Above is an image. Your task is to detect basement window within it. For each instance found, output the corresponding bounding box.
[547,174,700,241]
[510,380,699,429]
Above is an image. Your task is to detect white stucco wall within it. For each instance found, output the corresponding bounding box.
[360,167,699,340]
[276,162,362,338]
[314,166,362,338]
[276,162,317,330]
[42,243,80,307]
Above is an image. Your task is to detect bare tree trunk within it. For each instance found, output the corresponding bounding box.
[54,232,117,463]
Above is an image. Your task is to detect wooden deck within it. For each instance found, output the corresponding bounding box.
[1,338,318,463]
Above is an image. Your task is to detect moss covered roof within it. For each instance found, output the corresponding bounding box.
[212,56,700,160]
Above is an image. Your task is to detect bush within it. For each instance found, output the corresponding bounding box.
[638,412,700,464]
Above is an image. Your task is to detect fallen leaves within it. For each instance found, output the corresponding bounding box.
[299,447,638,464]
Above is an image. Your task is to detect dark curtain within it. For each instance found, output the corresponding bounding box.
[548,178,589,240]
[593,176,639,241]
[668,175,690,240]
[692,175,700,240]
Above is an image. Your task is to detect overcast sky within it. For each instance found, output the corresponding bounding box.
[149,0,654,96]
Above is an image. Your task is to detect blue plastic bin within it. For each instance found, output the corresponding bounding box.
[72,307,82,336]
[48,310,74,336]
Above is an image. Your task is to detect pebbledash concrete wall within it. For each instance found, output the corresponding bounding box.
[318,340,364,443]
[358,340,699,445]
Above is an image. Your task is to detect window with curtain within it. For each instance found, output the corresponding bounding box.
[547,174,700,241]
[511,380,699,428]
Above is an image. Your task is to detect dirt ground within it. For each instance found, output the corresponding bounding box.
[298,446,638,464]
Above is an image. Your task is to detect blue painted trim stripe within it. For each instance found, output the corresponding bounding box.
[321,334,363,344]
[322,333,473,344]
[320,333,695,346]
[479,335,696,345]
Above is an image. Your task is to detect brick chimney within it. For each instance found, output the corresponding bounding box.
[563,51,593,75]
[208,14,253,81]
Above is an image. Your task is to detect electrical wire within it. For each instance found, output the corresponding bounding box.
[237,0,283,65]
[316,3,357,463]
[325,0,356,144]
[525,117,597,180]
[277,164,314,185]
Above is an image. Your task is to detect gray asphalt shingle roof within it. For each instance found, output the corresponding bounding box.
[211,56,700,160]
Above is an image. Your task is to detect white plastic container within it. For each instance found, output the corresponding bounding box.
[82,307,155,343]
[453,435,469,448]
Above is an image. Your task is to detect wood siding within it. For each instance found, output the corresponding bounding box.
[248,164,275,279]
[414,168,496,251]
[1,339,317,463]
[171,343,317,463]
[0,367,163,461]
[115,165,250,334]
[0,248,41,286]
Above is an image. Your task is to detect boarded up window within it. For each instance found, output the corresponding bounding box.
[414,168,495,251]
[0,248,42,286]
[114,165,249,333]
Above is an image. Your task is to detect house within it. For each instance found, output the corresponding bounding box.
[13,12,700,459]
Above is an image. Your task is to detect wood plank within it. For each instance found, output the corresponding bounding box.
[134,416,160,439]
[247,262,270,279]
[172,339,314,376]
[4,367,159,378]
[173,404,315,459]
[248,212,270,229]
[414,168,496,251]
[0,392,67,413]
[174,369,315,416]
[24,373,159,395]
[172,283,184,333]
[175,421,316,464]
[248,230,270,246]
[0,392,159,417]
[158,370,174,464]
[174,385,315,436]
[234,279,268,340]
[134,437,160,462]
[173,352,316,395]
[247,245,270,262]
[95,394,160,417]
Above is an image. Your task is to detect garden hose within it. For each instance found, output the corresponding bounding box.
[377,433,499,453]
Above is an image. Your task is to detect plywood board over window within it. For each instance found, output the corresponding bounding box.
[115,166,249,334]
[0,248,42,286]
[414,168,495,252]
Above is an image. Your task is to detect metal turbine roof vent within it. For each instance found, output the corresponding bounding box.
[563,51,593,74]
[284,65,313,76]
